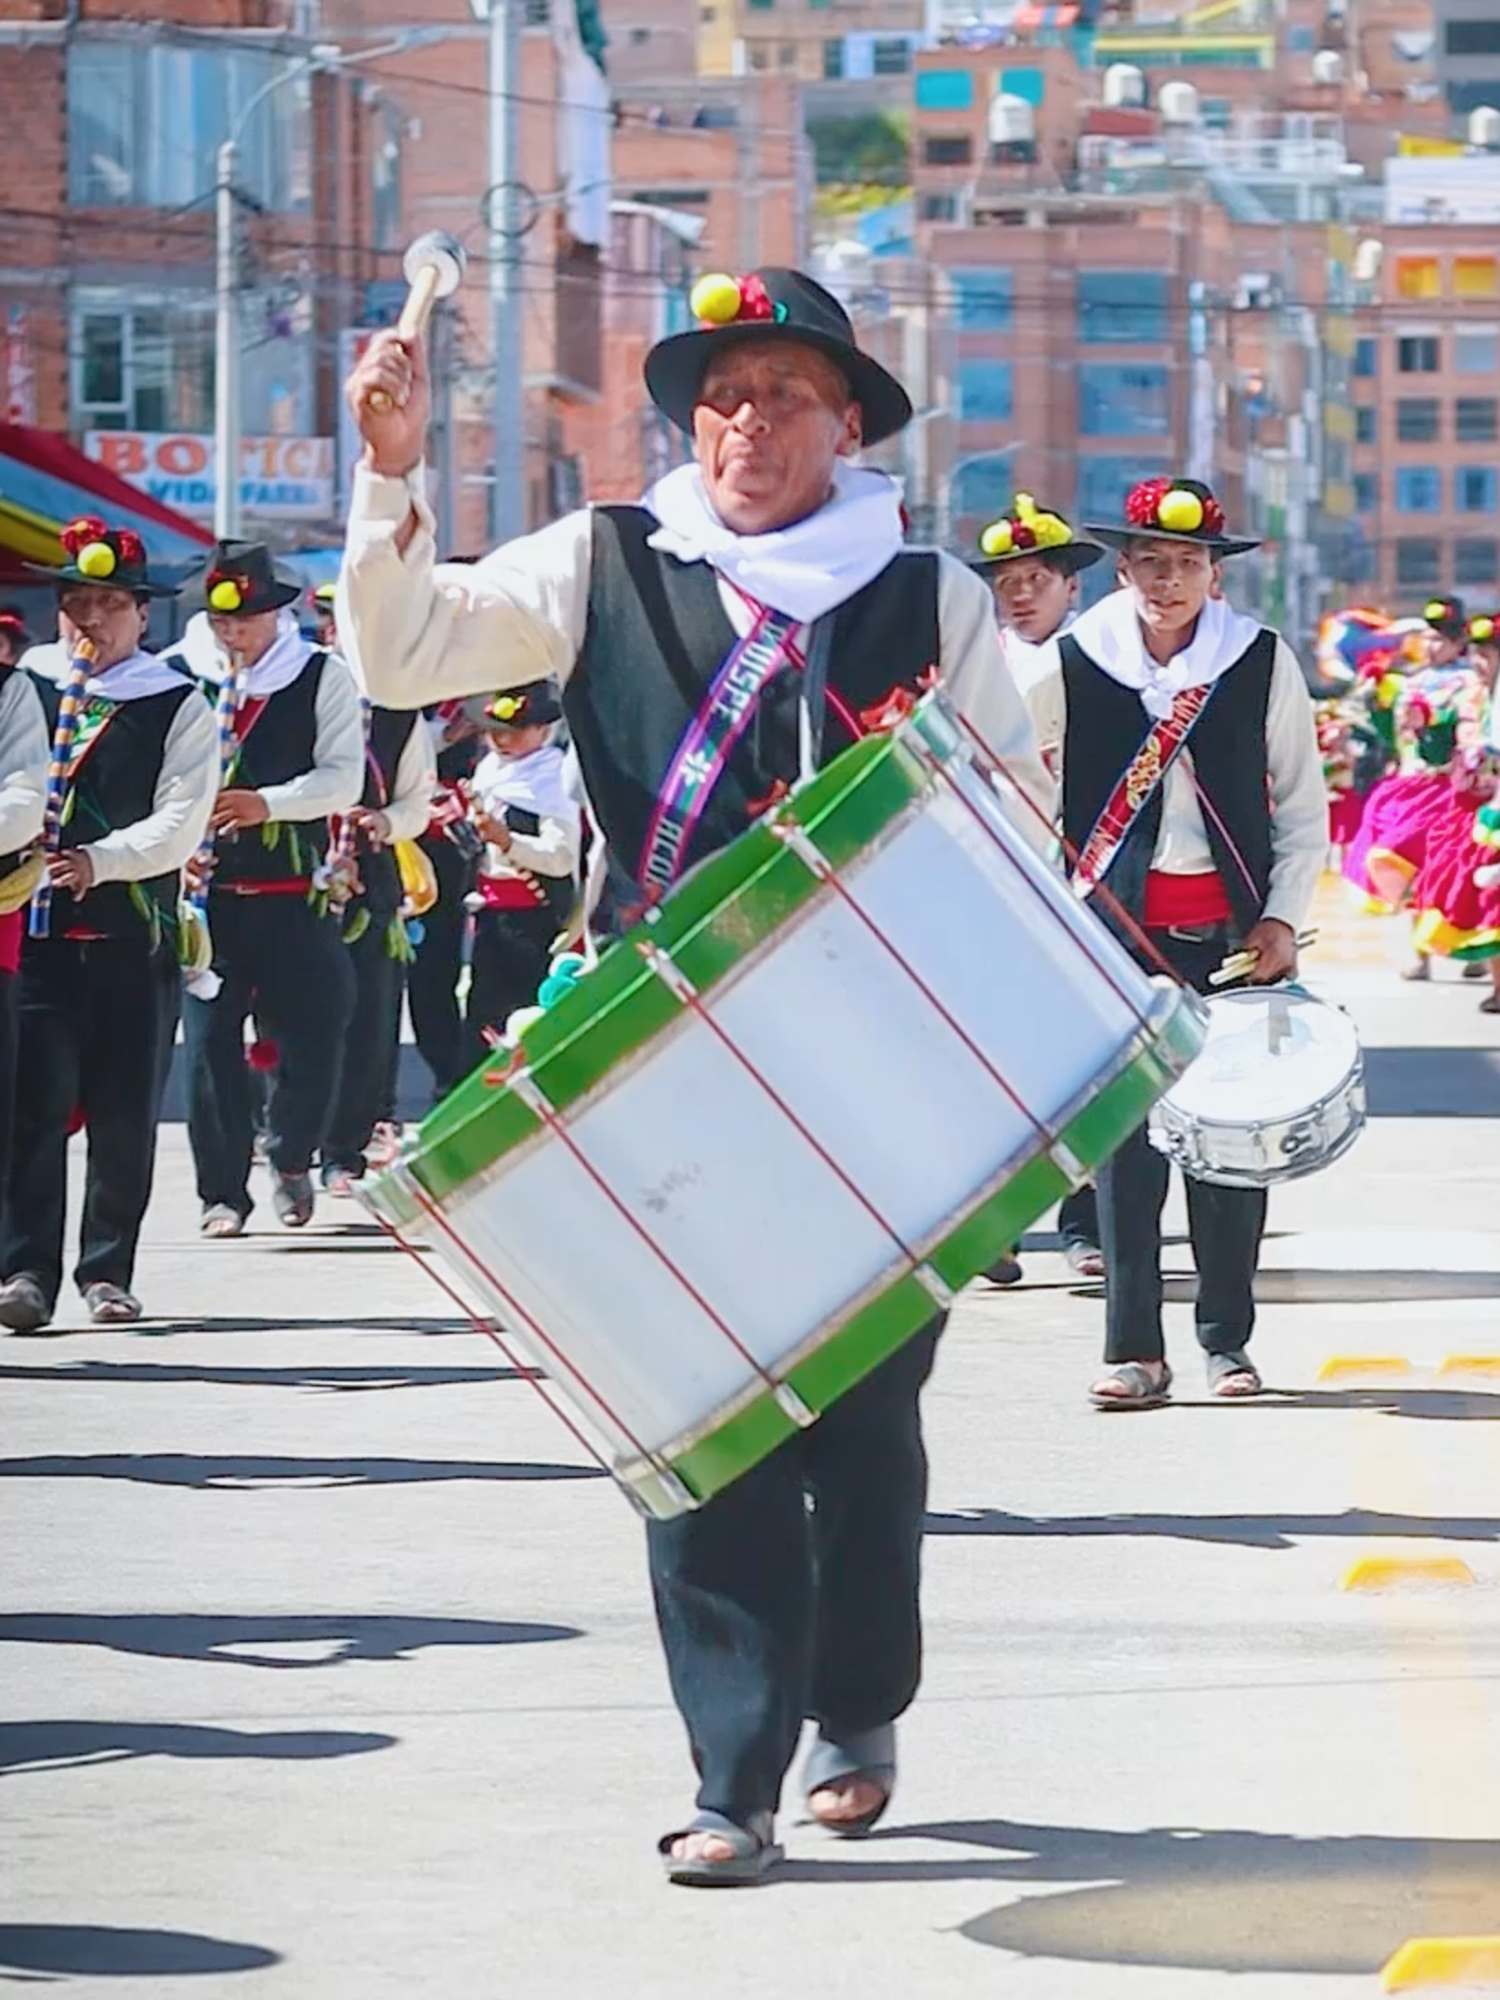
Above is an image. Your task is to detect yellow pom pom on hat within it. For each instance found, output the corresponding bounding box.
[1472,614,1496,642]
[979,519,1014,558]
[973,496,1102,576]
[1157,487,1205,533]
[76,541,118,580]
[690,273,743,326]
[208,578,244,613]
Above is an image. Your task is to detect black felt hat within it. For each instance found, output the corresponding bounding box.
[970,495,1104,579]
[1086,477,1258,558]
[198,539,302,616]
[645,267,913,447]
[467,680,564,730]
[27,516,179,597]
[1422,593,1467,639]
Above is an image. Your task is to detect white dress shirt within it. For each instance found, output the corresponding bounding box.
[0,669,49,855]
[376,715,438,845]
[336,462,1055,852]
[79,677,220,887]
[248,649,366,825]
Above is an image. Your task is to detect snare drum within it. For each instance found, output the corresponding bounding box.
[363,694,1205,1518]
[1148,983,1365,1188]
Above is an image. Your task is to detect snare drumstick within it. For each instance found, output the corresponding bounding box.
[1209,929,1319,988]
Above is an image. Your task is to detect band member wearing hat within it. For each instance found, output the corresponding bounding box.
[319,704,436,1193]
[1033,477,1324,1409]
[0,520,217,1330]
[179,539,363,1234]
[408,699,482,1102]
[0,606,34,670]
[339,266,1052,1884]
[460,680,578,1073]
[0,607,49,1222]
[973,495,1106,1282]
[310,582,339,650]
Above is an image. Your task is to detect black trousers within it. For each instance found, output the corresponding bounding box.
[0,965,19,1208]
[0,936,175,1304]
[323,913,403,1175]
[408,836,472,1102]
[1058,1183,1099,1250]
[461,904,557,1080]
[1097,928,1268,1364]
[647,1321,941,1821]
[184,894,355,1216]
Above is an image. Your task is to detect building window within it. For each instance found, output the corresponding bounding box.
[872,38,913,74]
[72,289,311,438]
[923,135,973,166]
[1396,397,1440,442]
[950,268,1013,331]
[1456,328,1500,375]
[1397,334,1440,373]
[1286,22,1315,50]
[1396,539,1442,586]
[747,0,774,10]
[1000,64,1045,104]
[915,67,974,110]
[68,38,310,211]
[1394,466,1443,513]
[1456,539,1500,583]
[1078,363,1171,437]
[778,40,797,63]
[822,37,844,76]
[951,454,1016,518]
[1077,455,1169,523]
[1445,18,1500,53]
[1353,336,1378,378]
[1454,257,1499,300]
[1457,466,1499,512]
[958,357,1014,422]
[919,191,957,221]
[1353,472,1378,513]
[749,44,769,66]
[1456,397,1499,443]
[1396,257,1441,301]
[1355,405,1377,445]
[1077,270,1169,344]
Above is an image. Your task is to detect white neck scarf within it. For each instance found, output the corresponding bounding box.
[1001,611,1074,696]
[196,610,313,700]
[30,647,185,703]
[1069,587,1263,720]
[642,460,905,625]
[472,742,579,831]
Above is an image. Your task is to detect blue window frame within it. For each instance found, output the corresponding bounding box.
[1078,363,1171,437]
[951,454,1016,518]
[915,67,974,110]
[1457,465,1499,512]
[958,357,1014,422]
[1076,455,1169,523]
[950,267,1013,331]
[1353,472,1378,513]
[1353,336,1378,378]
[1394,466,1443,513]
[1077,270,1169,343]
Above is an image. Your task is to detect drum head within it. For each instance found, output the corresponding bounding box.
[1162,986,1360,1125]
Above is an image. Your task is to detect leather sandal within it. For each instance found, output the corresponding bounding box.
[1206,1349,1263,1398]
[658,1810,782,1887]
[802,1725,895,1838]
[1090,1360,1173,1411]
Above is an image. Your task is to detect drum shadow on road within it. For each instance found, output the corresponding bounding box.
[0,1453,605,1488]
[0,1923,281,1978]
[0,1719,396,1776]
[926,1504,1500,1547]
[779,1818,1500,1978]
[1150,1269,1500,1306]
[0,1360,534,1391]
[0,1612,580,1668]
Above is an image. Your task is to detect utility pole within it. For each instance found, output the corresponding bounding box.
[489,0,526,543]
[214,140,242,540]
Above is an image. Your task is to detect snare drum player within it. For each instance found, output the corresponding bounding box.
[338,266,1051,1886]
[974,495,1107,1281]
[1036,477,1325,1409]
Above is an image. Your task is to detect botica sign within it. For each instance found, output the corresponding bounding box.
[85,433,335,522]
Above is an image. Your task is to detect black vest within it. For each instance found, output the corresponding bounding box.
[33,674,198,945]
[195,651,330,888]
[567,506,940,889]
[352,706,418,923]
[1059,627,1277,942]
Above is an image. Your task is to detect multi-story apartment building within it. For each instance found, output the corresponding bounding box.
[1431,0,1500,119]
[698,0,927,85]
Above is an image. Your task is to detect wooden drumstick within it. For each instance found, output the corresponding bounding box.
[367,230,467,416]
[1209,929,1319,987]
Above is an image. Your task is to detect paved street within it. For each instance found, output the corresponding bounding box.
[5,879,1500,1998]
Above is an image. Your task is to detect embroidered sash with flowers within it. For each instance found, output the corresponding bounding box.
[1073,683,1214,899]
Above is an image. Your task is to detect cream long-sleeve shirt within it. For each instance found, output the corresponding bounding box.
[337,463,1055,850]
[81,684,220,886]
[375,714,438,845]
[0,669,49,855]
[250,651,366,825]
[1027,630,1327,934]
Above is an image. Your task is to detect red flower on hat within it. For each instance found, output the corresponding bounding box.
[1011,522,1036,551]
[115,527,145,566]
[61,515,108,557]
[736,273,775,323]
[1125,478,1174,528]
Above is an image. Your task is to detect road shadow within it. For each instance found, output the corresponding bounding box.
[927,1505,1500,1549]
[3,1315,475,1339]
[0,1454,602,1489]
[0,1612,579,1669]
[0,1922,279,1977]
[781,1818,1500,1976]
[0,1719,395,1777]
[0,1361,532,1392]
